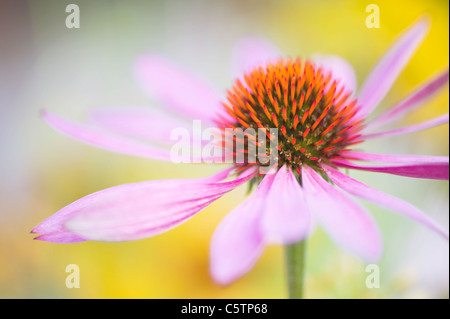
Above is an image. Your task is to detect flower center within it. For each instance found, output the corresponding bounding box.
[216,58,364,172]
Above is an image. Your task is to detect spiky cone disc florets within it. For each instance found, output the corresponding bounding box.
[215,58,365,174]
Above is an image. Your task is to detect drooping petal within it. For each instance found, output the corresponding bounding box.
[210,165,312,285]
[31,168,234,243]
[363,113,449,139]
[368,69,449,129]
[333,159,449,180]
[33,167,254,243]
[313,54,357,94]
[302,166,383,262]
[89,107,191,146]
[324,165,448,239]
[232,36,281,78]
[358,18,430,116]
[210,172,274,285]
[134,54,223,123]
[341,151,449,164]
[42,110,173,161]
[261,165,310,244]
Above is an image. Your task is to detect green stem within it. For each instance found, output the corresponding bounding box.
[284,240,307,299]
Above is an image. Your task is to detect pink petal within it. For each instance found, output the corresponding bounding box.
[232,36,281,78]
[313,54,357,94]
[134,54,223,123]
[358,18,430,116]
[368,69,449,129]
[42,110,173,161]
[363,113,449,139]
[302,166,383,262]
[323,165,448,239]
[210,171,274,285]
[33,167,253,243]
[210,164,312,285]
[333,159,449,180]
[31,168,233,242]
[341,151,449,164]
[261,165,310,244]
[90,107,191,146]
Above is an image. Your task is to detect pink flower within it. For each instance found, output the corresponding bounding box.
[33,18,449,285]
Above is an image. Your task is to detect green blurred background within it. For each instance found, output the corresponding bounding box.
[0,0,448,298]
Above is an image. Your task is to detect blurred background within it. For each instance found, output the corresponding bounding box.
[0,0,448,298]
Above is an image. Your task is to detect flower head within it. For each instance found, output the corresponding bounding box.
[33,17,449,286]
[217,57,363,173]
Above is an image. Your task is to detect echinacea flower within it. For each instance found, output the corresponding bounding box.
[33,18,449,288]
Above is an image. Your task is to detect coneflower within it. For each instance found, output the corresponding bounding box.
[32,17,448,298]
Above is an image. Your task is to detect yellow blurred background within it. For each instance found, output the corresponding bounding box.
[0,0,448,298]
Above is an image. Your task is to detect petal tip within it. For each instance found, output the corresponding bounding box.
[365,247,383,264]
[39,108,49,118]
[417,14,432,28]
[40,109,57,124]
[30,222,46,234]
[210,264,242,287]
[210,273,232,287]
[32,234,44,241]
